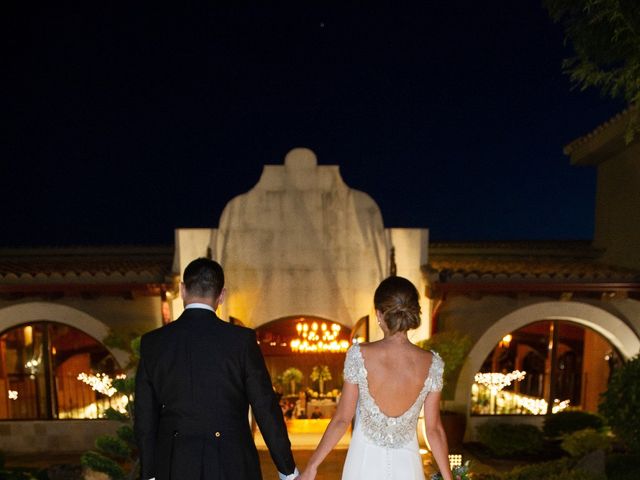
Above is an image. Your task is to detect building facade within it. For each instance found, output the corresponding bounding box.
[0,247,174,451]
[0,128,639,451]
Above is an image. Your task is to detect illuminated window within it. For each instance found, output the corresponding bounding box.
[0,322,121,420]
[471,320,622,416]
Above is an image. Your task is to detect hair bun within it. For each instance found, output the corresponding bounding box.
[374,276,421,334]
[383,304,420,332]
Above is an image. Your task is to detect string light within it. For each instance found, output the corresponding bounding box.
[8,390,18,400]
[472,382,571,415]
[474,370,527,394]
[77,372,126,397]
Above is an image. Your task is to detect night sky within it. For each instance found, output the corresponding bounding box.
[4,1,624,247]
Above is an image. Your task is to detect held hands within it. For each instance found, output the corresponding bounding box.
[296,466,317,480]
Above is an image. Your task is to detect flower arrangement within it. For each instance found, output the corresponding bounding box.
[430,461,471,480]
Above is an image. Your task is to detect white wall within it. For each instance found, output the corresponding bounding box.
[210,148,390,328]
[387,228,430,342]
[171,149,433,338]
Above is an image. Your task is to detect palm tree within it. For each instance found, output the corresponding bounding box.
[310,365,332,396]
[282,367,303,395]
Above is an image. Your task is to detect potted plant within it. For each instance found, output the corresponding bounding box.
[310,365,332,396]
[418,330,473,450]
[282,367,304,395]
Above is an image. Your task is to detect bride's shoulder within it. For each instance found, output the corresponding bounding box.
[358,339,385,350]
[411,346,443,368]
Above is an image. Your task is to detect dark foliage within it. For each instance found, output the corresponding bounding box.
[543,410,604,438]
[599,354,640,453]
[606,453,640,480]
[545,0,640,140]
[476,422,544,457]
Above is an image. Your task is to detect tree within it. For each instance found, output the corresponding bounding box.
[544,0,640,141]
[281,367,303,395]
[599,354,640,453]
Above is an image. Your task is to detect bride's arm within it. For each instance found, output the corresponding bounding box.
[298,382,359,479]
[423,391,454,480]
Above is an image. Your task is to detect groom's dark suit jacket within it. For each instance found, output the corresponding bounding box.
[134,307,295,480]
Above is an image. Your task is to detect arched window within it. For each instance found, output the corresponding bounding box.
[471,320,622,416]
[0,322,122,420]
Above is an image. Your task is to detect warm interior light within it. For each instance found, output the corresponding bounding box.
[449,454,462,468]
[23,326,33,346]
[499,333,512,348]
[290,318,349,353]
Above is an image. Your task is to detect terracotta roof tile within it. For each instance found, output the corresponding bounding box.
[426,241,640,283]
[0,246,174,285]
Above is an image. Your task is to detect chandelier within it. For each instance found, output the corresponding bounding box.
[290,320,350,353]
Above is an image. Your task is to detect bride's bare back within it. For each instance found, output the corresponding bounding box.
[298,276,453,480]
[360,340,433,417]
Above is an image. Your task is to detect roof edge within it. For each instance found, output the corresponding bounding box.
[564,105,638,165]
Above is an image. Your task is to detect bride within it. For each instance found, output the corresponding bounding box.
[298,276,453,480]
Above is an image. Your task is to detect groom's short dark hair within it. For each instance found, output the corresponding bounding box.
[183,258,224,299]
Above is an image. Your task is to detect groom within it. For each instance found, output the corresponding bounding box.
[135,257,298,479]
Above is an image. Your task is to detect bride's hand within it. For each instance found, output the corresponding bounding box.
[297,466,317,480]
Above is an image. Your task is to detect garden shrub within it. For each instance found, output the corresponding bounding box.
[561,428,612,458]
[476,422,544,457]
[502,457,602,480]
[542,470,600,480]
[472,474,502,480]
[599,354,640,453]
[542,410,604,438]
[502,458,574,480]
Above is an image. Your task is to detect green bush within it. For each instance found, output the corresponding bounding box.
[599,354,640,453]
[81,450,125,479]
[417,330,472,400]
[476,422,544,457]
[472,475,502,480]
[543,410,604,438]
[502,457,602,480]
[502,458,574,480]
[541,470,600,480]
[561,428,612,458]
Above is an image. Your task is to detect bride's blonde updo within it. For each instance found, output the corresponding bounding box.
[374,276,421,334]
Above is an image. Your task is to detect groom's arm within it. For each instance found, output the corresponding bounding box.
[243,330,297,478]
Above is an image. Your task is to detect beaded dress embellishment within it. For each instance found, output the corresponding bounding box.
[343,343,444,448]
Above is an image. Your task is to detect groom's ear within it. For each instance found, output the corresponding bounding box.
[216,287,226,308]
[179,282,187,300]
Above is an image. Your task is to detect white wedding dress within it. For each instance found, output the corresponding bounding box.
[341,343,444,480]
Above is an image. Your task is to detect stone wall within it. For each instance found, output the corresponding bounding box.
[0,420,120,453]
